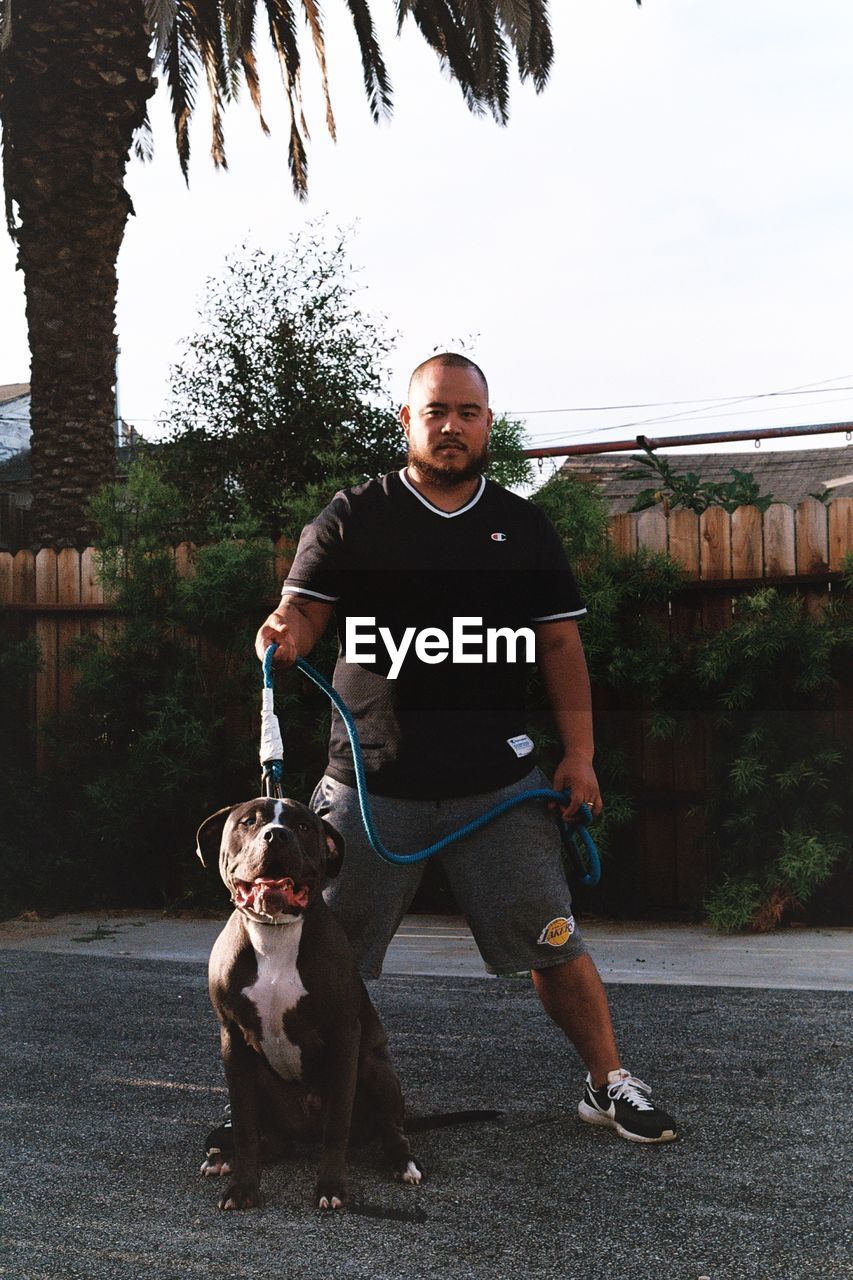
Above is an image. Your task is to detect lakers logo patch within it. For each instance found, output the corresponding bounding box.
[537,916,575,947]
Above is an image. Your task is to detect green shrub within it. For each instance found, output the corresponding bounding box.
[533,469,852,930]
[698,587,852,930]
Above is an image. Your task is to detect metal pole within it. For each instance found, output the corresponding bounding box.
[522,420,853,459]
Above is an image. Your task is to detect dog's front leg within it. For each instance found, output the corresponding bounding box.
[218,1022,262,1211]
[316,1019,360,1211]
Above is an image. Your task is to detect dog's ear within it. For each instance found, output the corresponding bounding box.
[320,818,345,878]
[195,805,235,868]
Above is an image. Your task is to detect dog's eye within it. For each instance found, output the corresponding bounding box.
[297,821,311,831]
[239,815,255,827]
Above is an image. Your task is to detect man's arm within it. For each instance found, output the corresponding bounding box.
[534,619,603,819]
[255,594,334,668]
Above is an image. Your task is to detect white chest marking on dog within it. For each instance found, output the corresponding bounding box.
[242,917,307,1081]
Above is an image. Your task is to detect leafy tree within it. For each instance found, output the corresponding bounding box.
[0,0,561,547]
[158,229,403,540]
[486,414,534,490]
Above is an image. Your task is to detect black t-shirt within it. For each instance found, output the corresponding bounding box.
[283,470,586,798]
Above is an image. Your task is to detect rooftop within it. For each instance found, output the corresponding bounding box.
[0,383,30,407]
[561,445,853,511]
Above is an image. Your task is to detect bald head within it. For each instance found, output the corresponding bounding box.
[408,353,489,403]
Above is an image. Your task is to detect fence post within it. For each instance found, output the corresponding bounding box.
[763,503,796,576]
[667,509,701,578]
[828,498,853,572]
[57,548,82,714]
[795,498,830,574]
[34,548,58,773]
[731,505,763,579]
[608,512,638,557]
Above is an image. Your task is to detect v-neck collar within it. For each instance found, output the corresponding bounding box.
[398,468,486,519]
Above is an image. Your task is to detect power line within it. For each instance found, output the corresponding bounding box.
[527,394,853,443]
[4,373,853,430]
[511,382,853,415]
[511,373,853,431]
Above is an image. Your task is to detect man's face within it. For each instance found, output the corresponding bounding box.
[401,364,493,487]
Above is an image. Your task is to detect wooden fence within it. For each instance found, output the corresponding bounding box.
[596,499,852,917]
[2,501,851,915]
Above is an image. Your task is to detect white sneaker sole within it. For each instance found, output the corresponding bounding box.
[578,1099,677,1144]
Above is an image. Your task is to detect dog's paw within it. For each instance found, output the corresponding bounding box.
[218,1178,260,1211]
[394,1159,423,1186]
[317,1193,345,1211]
[315,1175,348,1212]
[200,1150,232,1178]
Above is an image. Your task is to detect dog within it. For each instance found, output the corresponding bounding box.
[196,796,422,1211]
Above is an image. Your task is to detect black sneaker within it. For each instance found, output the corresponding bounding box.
[578,1069,678,1143]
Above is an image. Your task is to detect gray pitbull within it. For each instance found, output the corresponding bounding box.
[196,796,422,1211]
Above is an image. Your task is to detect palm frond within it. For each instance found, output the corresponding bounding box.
[341,0,393,122]
[148,0,559,192]
[240,48,271,133]
[495,0,554,88]
[396,0,555,115]
[264,0,310,196]
[189,0,230,166]
[300,0,336,142]
[220,3,268,129]
[144,0,180,63]
[485,25,511,124]
[220,0,257,58]
[288,107,309,197]
[163,5,199,178]
[133,113,156,162]
[264,0,302,79]
[522,0,553,91]
[397,0,484,118]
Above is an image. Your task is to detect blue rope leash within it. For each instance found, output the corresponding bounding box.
[262,644,600,885]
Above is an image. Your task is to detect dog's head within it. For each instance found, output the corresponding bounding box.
[196,797,344,924]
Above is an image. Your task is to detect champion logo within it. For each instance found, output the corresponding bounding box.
[490,532,507,542]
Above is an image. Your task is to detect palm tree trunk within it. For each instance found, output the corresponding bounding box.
[0,0,154,547]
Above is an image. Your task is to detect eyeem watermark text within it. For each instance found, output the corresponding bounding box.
[345,616,536,679]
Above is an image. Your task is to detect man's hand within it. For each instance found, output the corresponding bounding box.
[254,596,334,668]
[255,618,298,668]
[551,750,603,821]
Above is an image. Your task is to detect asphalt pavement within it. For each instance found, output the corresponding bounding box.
[0,916,850,1280]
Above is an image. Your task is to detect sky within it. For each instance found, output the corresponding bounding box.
[1,0,853,460]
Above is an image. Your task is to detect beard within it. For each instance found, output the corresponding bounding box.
[407,439,490,488]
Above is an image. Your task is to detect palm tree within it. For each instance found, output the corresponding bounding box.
[0,1,557,547]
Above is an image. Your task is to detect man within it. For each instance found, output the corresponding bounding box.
[255,353,678,1144]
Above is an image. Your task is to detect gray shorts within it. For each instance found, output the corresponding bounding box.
[309,766,587,978]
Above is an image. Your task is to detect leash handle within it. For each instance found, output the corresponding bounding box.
[262,643,600,883]
[557,808,600,887]
[260,644,284,796]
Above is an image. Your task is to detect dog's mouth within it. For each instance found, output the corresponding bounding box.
[233,876,311,917]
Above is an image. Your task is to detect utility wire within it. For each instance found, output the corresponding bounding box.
[115,375,853,426]
[4,374,853,430]
[512,383,853,416]
[527,396,853,443]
